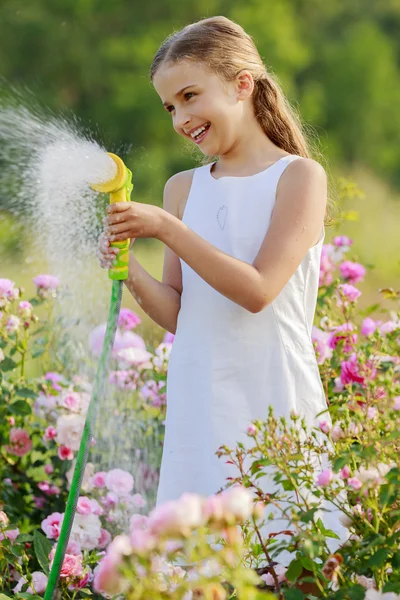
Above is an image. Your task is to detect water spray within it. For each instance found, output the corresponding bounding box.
[44,152,133,600]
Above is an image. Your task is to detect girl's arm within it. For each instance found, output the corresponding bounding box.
[158,158,326,313]
[123,176,189,334]
[106,158,326,314]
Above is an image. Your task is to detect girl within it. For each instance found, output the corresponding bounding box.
[98,15,346,559]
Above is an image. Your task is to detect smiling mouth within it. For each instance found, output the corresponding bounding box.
[190,122,211,143]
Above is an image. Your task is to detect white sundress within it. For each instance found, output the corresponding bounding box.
[156,154,348,562]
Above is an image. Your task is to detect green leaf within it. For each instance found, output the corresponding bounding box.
[0,357,18,371]
[33,530,53,575]
[9,400,32,416]
[285,559,303,582]
[300,556,316,571]
[297,508,318,523]
[332,455,349,471]
[392,550,400,568]
[16,533,33,543]
[383,582,400,593]
[32,348,46,358]
[366,547,391,568]
[283,589,304,600]
[347,585,368,600]
[16,387,37,399]
[0,594,12,599]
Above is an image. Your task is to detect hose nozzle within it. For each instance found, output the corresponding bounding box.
[91,152,133,281]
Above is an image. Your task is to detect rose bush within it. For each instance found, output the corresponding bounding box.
[1,186,399,598]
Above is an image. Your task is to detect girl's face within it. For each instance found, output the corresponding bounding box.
[153,60,249,156]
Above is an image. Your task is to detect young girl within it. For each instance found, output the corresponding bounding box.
[98,15,346,558]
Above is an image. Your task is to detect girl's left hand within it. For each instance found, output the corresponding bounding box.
[103,202,164,241]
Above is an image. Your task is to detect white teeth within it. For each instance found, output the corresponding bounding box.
[190,123,209,139]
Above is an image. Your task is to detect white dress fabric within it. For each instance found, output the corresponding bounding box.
[156,155,348,560]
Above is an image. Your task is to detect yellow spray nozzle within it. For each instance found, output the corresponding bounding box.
[90,152,133,281]
[91,153,127,194]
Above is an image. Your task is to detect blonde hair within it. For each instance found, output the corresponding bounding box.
[150,16,337,225]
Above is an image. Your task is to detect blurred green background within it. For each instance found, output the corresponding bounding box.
[1,0,400,336]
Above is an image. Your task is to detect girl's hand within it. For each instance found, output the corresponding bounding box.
[103,202,164,241]
[96,231,135,269]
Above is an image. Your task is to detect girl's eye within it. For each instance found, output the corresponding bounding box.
[165,92,195,113]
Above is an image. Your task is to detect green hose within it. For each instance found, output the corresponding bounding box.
[44,154,132,599]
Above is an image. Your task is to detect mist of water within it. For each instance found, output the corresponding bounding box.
[0,85,159,527]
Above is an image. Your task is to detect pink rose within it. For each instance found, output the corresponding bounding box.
[63,392,82,412]
[361,318,378,337]
[318,420,331,434]
[319,245,335,287]
[44,464,54,475]
[316,469,334,486]
[140,379,166,407]
[0,511,9,526]
[49,548,83,579]
[6,315,20,333]
[33,274,60,290]
[149,494,205,536]
[13,571,48,594]
[130,493,145,508]
[393,396,400,410]
[312,326,333,364]
[339,260,366,284]
[44,426,57,441]
[89,323,146,357]
[130,529,156,556]
[18,300,33,319]
[93,535,132,595]
[340,466,351,479]
[348,477,362,490]
[203,494,226,523]
[219,486,254,523]
[34,496,46,509]
[246,424,257,436]
[336,283,362,305]
[58,445,74,460]
[333,236,353,247]
[380,320,400,335]
[105,469,134,496]
[261,564,288,585]
[328,323,357,352]
[0,278,15,298]
[118,308,141,330]
[45,372,63,391]
[42,512,64,539]
[340,357,365,386]
[0,528,20,542]
[98,528,112,549]
[92,471,107,488]
[6,428,32,456]
[77,497,102,516]
[56,414,85,451]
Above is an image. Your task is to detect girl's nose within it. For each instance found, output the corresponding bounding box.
[174,111,190,132]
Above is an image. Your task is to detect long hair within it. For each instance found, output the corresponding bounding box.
[150,16,337,225]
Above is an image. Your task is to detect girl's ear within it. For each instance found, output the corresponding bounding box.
[236,70,254,101]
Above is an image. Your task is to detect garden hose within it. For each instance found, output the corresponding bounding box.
[44,153,132,600]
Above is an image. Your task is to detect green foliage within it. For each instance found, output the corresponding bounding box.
[1,0,400,199]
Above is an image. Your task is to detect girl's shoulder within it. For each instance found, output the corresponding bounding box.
[163,167,197,220]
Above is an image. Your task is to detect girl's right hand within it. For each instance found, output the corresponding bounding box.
[97,232,136,269]
[97,231,118,269]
